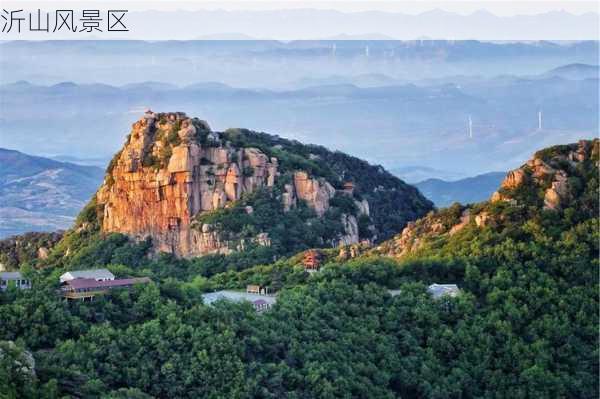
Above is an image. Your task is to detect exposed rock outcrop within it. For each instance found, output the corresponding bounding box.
[374,139,598,260]
[492,139,597,210]
[97,112,281,257]
[95,112,396,257]
[292,171,336,217]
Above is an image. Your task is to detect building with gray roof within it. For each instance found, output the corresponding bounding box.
[60,269,115,284]
[0,271,31,291]
[427,284,460,299]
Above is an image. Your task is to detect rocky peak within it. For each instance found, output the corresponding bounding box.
[374,139,598,259]
[94,112,430,258]
[491,139,598,210]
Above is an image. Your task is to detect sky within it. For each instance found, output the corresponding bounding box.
[1,1,598,40]
[5,0,599,15]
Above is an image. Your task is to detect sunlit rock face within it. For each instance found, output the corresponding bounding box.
[96,112,371,257]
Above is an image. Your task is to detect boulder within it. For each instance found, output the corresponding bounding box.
[293,171,336,217]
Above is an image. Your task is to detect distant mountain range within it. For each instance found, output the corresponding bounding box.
[390,165,468,183]
[414,172,506,208]
[0,148,104,238]
[543,63,600,80]
[1,63,596,176]
[1,40,597,87]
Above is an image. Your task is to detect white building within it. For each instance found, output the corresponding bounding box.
[60,269,115,284]
[202,290,277,311]
[0,272,31,291]
[427,284,460,299]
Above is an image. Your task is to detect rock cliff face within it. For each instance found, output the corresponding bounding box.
[96,112,433,258]
[375,139,598,259]
[98,112,281,256]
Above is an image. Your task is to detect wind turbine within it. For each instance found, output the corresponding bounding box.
[538,111,542,131]
[468,115,473,139]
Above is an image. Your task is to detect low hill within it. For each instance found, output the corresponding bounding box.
[375,139,598,258]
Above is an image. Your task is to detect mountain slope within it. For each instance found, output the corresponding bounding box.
[415,171,505,207]
[90,111,432,258]
[0,148,104,238]
[1,139,597,398]
[375,139,598,259]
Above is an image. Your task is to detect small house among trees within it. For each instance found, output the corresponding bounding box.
[252,299,271,312]
[427,284,460,299]
[60,269,115,284]
[61,277,151,301]
[0,272,31,291]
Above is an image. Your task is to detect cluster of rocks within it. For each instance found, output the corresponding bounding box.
[374,139,597,259]
[491,139,597,210]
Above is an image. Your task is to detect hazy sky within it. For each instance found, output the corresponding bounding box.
[1,1,598,40]
[7,0,599,15]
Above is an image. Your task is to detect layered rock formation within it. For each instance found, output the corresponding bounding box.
[96,112,411,258]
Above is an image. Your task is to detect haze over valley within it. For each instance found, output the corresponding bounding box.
[1,40,598,180]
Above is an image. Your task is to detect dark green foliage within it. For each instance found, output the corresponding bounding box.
[166,122,181,146]
[159,145,172,166]
[141,153,159,168]
[195,187,359,258]
[220,128,433,241]
[75,196,101,227]
[2,211,597,398]
[0,232,63,269]
[1,206,597,398]
[329,192,358,215]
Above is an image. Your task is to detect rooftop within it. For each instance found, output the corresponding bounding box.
[63,277,150,290]
[202,290,277,306]
[0,272,24,280]
[427,283,460,299]
[60,268,115,280]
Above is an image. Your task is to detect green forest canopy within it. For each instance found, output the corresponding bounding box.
[0,140,598,398]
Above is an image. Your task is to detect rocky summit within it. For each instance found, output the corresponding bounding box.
[95,111,432,258]
[374,139,599,259]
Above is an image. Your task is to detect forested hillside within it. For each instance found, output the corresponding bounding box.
[1,140,597,398]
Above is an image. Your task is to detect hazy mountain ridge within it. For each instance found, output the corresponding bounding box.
[415,172,506,207]
[1,67,596,176]
[0,148,104,238]
[1,40,597,88]
[542,63,599,80]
